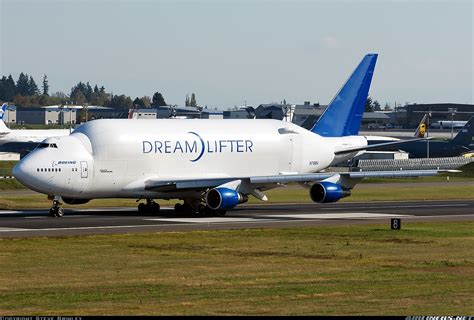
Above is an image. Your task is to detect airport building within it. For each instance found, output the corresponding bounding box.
[405,103,474,128]
[6,102,474,129]
[16,107,77,125]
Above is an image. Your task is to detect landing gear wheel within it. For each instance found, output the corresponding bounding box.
[138,203,147,214]
[56,207,64,217]
[137,199,160,214]
[174,203,183,213]
[49,199,64,218]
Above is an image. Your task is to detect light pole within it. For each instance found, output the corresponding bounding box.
[59,104,64,127]
[426,110,431,158]
[448,107,457,139]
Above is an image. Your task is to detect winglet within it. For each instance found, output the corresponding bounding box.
[311,53,378,137]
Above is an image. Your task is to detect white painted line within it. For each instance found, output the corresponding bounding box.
[145,217,274,223]
[265,213,412,219]
[0,227,32,232]
[0,224,173,233]
[23,216,49,219]
[324,204,470,210]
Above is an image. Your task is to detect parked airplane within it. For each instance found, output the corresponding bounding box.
[13,54,441,217]
[0,103,71,155]
[370,116,474,158]
[431,120,468,129]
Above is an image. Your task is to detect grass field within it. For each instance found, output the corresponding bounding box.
[0,222,472,315]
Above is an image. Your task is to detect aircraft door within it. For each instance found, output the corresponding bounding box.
[80,161,88,178]
[280,135,294,172]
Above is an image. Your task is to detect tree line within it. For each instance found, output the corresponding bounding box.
[0,73,167,109]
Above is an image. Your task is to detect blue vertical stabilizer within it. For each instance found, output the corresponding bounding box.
[311,53,378,137]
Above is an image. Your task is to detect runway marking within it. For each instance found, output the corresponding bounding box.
[145,213,412,224]
[323,204,470,210]
[145,217,275,223]
[23,215,92,219]
[0,227,32,232]
[264,213,412,220]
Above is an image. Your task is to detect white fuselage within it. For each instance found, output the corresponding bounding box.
[13,119,367,199]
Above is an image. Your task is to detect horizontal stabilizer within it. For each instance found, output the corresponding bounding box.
[334,137,431,155]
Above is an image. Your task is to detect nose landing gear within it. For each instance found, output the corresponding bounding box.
[49,199,64,217]
[137,199,160,214]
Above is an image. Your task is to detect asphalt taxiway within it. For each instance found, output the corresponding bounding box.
[0,200,472,238]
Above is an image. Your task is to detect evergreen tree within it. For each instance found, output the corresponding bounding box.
[109,94,133,109]
[28,76,39,95]
[190,93,197,107]
[373,100,381,111]
[85,82,93,101]
[16,73,30,96]
[133,97,145,108]
[42,74,49,96]
[4,75,16,101]
[152,92,167,106]
[365,96,374,112]
[185,95,190,106]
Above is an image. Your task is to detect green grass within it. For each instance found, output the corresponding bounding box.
[0,222,472,315]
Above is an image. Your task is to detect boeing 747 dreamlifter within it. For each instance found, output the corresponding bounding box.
[13,54,442,217]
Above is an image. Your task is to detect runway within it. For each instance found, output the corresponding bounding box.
[0,199,472,238]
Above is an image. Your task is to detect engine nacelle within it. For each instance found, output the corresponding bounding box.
[62,197,90,205]
[206,188,248,210]
[309,182,351,203]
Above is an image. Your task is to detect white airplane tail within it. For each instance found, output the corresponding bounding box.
[0,103,11,132]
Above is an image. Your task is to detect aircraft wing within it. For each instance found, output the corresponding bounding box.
[134,169,453,192]
[250,169,452,184]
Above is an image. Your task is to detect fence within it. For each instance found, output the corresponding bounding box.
[356,157,473,171]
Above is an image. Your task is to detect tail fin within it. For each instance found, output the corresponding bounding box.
[450,116,474,147]
[0,103,7,121]
[414,114,429,138]
[311,53,378,137]
[0,103,11,132]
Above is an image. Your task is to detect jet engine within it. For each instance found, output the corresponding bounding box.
[62,197,90,205]
[206,188,248,210]
[309,182,351,203]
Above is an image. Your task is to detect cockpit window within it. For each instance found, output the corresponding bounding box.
[38,143,49,148]
[37,143,58,149]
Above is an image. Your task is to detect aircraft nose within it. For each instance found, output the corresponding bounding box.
[12,159,33,186]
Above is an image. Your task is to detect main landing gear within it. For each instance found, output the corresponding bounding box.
[174,199,227,216]
[49,199,64,217]
[137,199,161,214]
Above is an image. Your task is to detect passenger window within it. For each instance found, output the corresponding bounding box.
[41,168,43,172]
[37,168,39,172]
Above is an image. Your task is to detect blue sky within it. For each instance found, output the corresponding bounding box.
[1,0,472,108]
